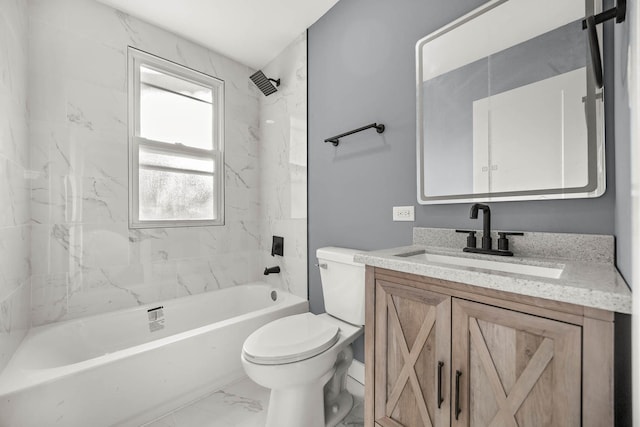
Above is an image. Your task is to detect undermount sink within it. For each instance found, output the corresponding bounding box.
[396,251,564,279]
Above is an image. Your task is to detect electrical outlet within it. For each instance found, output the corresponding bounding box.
[393,206,415,221]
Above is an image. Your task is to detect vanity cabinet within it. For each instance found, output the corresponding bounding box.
[365,268,614,427]
[373,279,452,427]
[451,299,581,427]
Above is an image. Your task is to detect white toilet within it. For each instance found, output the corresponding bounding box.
[241,247,365,427]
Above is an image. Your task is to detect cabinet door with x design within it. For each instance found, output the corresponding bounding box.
[451,298,582,427]
[373,280,451,427]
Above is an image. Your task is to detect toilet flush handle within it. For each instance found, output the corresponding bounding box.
[315,263,327,269]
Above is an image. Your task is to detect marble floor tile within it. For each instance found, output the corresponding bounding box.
[143,376,364,427]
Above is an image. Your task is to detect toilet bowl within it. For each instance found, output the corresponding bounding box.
[241,247,365,427]
[241,313,362,427]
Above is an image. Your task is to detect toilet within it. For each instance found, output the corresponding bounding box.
[241,247,365,427]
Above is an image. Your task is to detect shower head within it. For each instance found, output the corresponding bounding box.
[250,70,280,96]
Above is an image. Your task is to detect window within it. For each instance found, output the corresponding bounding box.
[128,47,224,228]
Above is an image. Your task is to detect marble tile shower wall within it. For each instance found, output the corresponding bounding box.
[29,0,264,325]
[258,34,308,298]
[0,0,31,372]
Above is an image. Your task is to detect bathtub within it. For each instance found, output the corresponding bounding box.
[0,283,307,427]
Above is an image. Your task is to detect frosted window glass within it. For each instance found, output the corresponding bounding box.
[139,169,215,221]
[139,147,214,173]
[139,66,213,150]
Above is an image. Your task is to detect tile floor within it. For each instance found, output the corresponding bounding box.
[143,377,364,427]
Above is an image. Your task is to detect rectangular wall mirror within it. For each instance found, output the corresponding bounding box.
[416,0,605,204]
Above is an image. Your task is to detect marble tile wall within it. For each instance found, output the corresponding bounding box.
[258,34,308,299]
[0,0,31,372]
[28,0,266,325]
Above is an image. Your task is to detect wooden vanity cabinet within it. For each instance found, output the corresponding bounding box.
[373,279,452,427]
[365,267,614,427]
[451,298,581,427]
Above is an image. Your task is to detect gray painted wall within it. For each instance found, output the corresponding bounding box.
[614,17,632,284]
[308,0,627,364]
[613,13,633,427]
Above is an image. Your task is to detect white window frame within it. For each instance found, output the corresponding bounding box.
[127,47,225,228]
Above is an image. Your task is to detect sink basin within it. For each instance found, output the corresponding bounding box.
[397,252,564,279]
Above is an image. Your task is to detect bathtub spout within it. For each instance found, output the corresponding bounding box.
[264,266,281,275]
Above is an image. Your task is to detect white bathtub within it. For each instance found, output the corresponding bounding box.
[0,283,307,427]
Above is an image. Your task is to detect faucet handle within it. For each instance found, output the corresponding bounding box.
[497,232,524,251]
[455,229,477,249]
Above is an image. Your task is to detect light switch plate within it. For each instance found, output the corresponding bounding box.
[393,206,415,221]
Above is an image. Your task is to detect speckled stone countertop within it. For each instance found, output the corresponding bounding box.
[354,228,632,314]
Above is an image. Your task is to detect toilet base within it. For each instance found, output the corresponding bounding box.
[265,369,334,427]
[263,346,356,427]
[324,390,354,427]
[324,346,355,427]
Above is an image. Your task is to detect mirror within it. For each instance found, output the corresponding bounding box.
[416,0,605,204]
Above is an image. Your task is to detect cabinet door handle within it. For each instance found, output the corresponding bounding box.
[437,361,444,409]
[455,370,462,420]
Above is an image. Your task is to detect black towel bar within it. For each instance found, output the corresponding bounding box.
[324,123,385,146]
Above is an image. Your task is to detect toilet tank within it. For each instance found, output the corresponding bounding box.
[316,247,366,326]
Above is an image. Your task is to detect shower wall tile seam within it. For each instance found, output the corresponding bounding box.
[0,277,31,310]
[256,32,308,299]
[0,0,30,373]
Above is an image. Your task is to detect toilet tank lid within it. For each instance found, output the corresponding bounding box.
[316,247,364,265]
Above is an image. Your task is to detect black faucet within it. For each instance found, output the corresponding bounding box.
[263,266,281,275]
[470,203,492,250]
[456,203,523,257]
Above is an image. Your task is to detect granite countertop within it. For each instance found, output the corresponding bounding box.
[354,228,632,314]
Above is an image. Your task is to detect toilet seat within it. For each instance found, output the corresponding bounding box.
[243,313,340,365]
